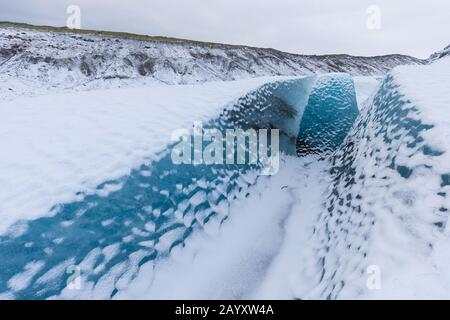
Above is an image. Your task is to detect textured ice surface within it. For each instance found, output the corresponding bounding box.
[222,77,315,155]
[353,76,381,107]
[137,59,450,300]
[297,73,359,155]
[4,56,447,300]
[0,76,319,299]
[0,26,423,102]
[116,154,328,300]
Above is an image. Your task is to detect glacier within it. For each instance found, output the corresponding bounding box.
[297,74,359,155]
[1,53,450,300]
[0,73,360,299]
[0,24,424,103]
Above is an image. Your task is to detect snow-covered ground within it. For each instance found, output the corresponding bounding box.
[110,155,328,300]
[52,155,327,299]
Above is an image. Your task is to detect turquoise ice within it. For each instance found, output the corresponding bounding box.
[0,74,360,299]
[297,74,359,155]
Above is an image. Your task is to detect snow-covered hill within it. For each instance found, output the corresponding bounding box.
[0,22,425,101]
[429,44,450,62]
[307,57,450,299]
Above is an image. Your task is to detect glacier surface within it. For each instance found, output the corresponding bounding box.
[0,73,358,299]
[0,25,423,102]
[1,57,450,300]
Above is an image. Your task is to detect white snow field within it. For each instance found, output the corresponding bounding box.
[1,57,450,300]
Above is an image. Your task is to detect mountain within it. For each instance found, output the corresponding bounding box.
[0,22,426,101]
[429,44,450,62]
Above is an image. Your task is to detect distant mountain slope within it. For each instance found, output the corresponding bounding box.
[429,44,450,62]
[0,22,426,100]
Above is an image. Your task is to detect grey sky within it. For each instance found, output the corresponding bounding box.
[0,0,449,58]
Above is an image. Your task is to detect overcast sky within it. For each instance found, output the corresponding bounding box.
[0,0,449,58]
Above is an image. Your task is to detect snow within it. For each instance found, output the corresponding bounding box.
[7,261,45,292]
[1,51,448,300]
[363,57,450,299]
[392,57,450,176]
[353,76,381,106]
[0,26,423,103]
[306,57,450,299]
[0,76,289,235]
[53,155,328,300]
[252,157,329,299]
[298,73,359,154]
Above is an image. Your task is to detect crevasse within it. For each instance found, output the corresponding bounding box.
[0,73,360,299]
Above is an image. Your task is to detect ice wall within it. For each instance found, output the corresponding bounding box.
[307,71,450,299]
[0,77,316,299]
[221,77,315,154]
[297,73,359,155]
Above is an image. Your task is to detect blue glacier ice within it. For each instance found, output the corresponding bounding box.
[297,73,359,155]
[0,74,361,299]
